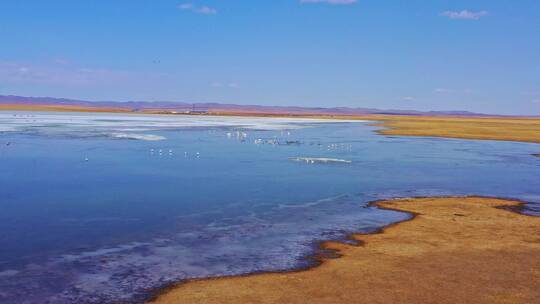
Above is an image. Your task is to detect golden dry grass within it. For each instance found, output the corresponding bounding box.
[150,197,540,304]
[371,116,540,144]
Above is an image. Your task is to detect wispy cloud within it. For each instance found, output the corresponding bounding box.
[178,3,217,14]
[434,88,452,93]
[300,0,357,5]
[178,3,193,9]
[521,91,540,96]
[0,61,163,87]
[53,58,71,66]
[441,10,488,20]
[402,96,415,101]
[211,82,239,89]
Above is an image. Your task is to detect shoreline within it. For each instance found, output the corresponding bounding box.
[149,196,540,304]
[145,201,414,303]
[2,106,540,145]
[144,198,419,303]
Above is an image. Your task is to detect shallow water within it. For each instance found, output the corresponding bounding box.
[0,111,539,303]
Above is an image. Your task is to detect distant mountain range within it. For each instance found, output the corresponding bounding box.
[0,94,497,117]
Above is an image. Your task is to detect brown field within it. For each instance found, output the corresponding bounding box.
[150,197,540,304]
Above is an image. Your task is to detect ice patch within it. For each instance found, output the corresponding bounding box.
[110,133,166,141]
[59,243,147,261]
[289,157,352,164]
[0,111,358,140]
[0,126,17,132]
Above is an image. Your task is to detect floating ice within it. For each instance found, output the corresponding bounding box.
[0,126,17,132]
[110,133,166,141]
[289,157,352,164]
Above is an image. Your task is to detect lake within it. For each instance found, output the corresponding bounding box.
[0,111,539,303]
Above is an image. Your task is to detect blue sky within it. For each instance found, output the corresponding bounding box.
[1,0,539,115]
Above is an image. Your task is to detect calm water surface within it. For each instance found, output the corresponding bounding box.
[0,111,539,303]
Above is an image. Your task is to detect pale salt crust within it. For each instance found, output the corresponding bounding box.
[0,111,361,140]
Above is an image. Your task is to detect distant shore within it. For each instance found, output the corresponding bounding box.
[2,103,540,144]
[150,196,540,304]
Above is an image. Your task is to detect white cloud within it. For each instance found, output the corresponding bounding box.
[441,10,488,20]
[434,88,452,93]
[178,3,217,14]
[195,6,217,14]
[178,3,193,9]
[402,96,415,101]
[300,0,357,5]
